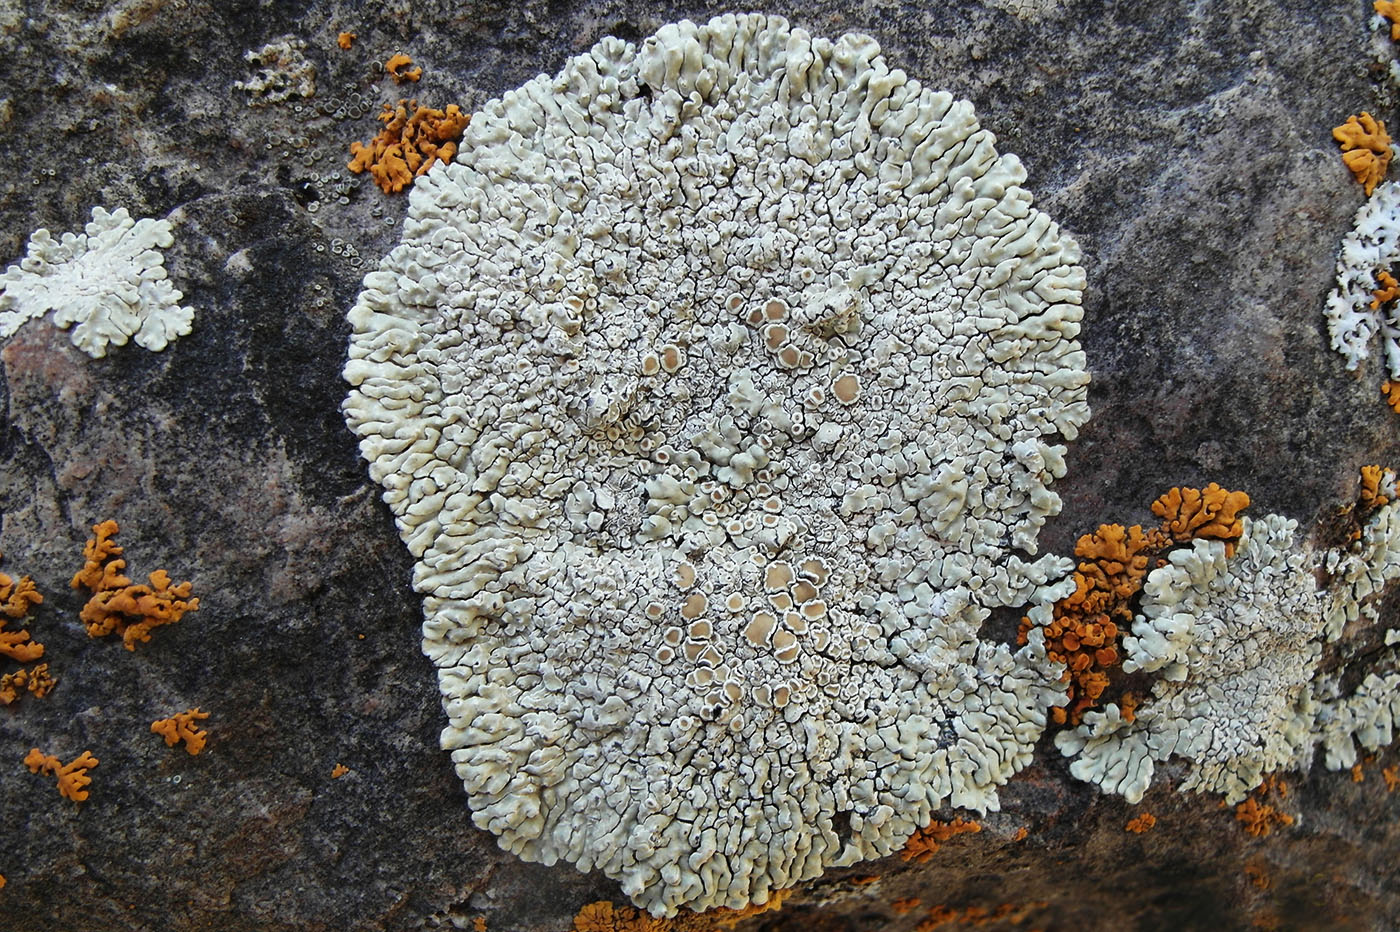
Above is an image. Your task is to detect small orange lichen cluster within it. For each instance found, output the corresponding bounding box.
[1377,0,1400,40]
[385,53,422,83]
[337,31,356,50]
[1125,812,1157,833]
[1021,484,1249,724]
[915,901,1048,932]
[1012,826,1029,842]
[1374,269,1400,311]
[1352,761,1367,784]
[571,891,793,932]
[72,520,198,650]
[0,554,44,664]
[1360,465,1393,510]
[1235,777,1293,838]
[0,663,55,705]
[1243,862,1271,891]
[1383,381,1400,415]
[150,708,209,755]
[1383,764,1400,791]
[1333,112,1393,197]
[331,763,350,779]
[348,99,470,194]
[900,818,983,864]
[892,897,924,915]
[24,747,98,803]
[473,918,487,932]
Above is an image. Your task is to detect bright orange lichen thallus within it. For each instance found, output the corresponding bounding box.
[0,663,55,705]
[24,747,98,803]
[1235,776,1292,838]
[899,817,982,864]
[572,889,793,931]
[72,520,198,650]
[385,53,422,83]
[1378,0,1400,40]
[1360,465,1391,509]
[1384,381,1400,416]
[0,554,43,664]
[348,99,470,194]
[337,31,356,50]
[1125,812,1157,833]
[331,763,350,779]
[1023,485,1249,725]
[150,707,210,755]
[1333,112,1393,197]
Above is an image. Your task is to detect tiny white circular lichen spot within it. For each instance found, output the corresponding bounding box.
[342,13,1089,917]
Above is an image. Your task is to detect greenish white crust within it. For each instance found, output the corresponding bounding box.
[0,206,193,358]
[1059,503,1400,805]
[343,14,1088,915]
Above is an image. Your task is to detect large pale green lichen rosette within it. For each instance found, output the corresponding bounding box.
[343,14,1089,916]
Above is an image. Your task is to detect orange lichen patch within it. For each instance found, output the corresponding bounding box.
[1374,269,1400,311]
[1244,863,1271,891]
[72,520,198,650]
[348,99,470,194]
[1012,826,1028,842]
[331,763,350,778]
[0,873,5,889]
[850,874,881,884]
[385,53,422,83]
[1235,795,1293,838]
[1334,112,1393,197]
[1352,761,1366,783]
[150,708,210,755]
[24,747,98,802]
[915,902,1047,931]
[571,891,793,932]
[1125,812,1157,833]
[1024,485,1251,725]
[892,897,923,916]
[337,32,356,50]
[1151,483,1250,556]
[0,663,55,705]
[473,919,487,932]
[1377,1,1400,41]
[0,555,43,664]
[1360,465,1392,510]
[900,818,982,864]
[1384,381,1400,415]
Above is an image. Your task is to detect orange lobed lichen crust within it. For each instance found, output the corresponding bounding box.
[1378,0,1400,41]
[150,707,210,755]
[571,890,793,931]
[892,898,924,916]
[24,747,98,803]
[1384,764,1400,792]
[331,763,350,778]
[1373,268,1400,310]
[1384,381,1400,415]
[348,99,470,194]
[385,52,422,83]
[0,554,44,664]
[1234,776,1292,838]
[915,901,1048,931]
[1125,812,1157,833]
[1360,465,1392,509]
[899,817,983,864]
[1333,112,1393,197]
[337,31,356,50]
[1020,485,1250,725]
[72,520,198,650]
[0,663,55,705]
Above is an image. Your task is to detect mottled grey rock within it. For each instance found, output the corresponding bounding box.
[0,1,1398,930]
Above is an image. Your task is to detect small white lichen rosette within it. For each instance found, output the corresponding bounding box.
[344,14,1090,915]
[0,206,193,358]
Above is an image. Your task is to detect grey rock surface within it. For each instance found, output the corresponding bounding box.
[0,1,1398,930]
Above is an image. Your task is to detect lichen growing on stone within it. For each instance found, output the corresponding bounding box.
[899,818,983,863]
[0,663,55,705]
[347,99,469,194]
[150,707,210,755]
[72,520,199,650]
[385,53,422,84]
[234,36,316,105]
[1335,112,1393,197]
[1326,180,1400,375]
[24,747,98,803]
[0,207,194,358]
[1057,474,1400,805]
[0,554,43,664]
[343,13,1089,915]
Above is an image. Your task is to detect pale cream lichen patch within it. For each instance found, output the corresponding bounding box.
[343,13,1088,916]
[1325,180,1400,375]
[1058,489,1400,805]
[0,207,194,358]
[234,36,316,105]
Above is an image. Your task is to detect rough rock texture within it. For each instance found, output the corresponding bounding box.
[0,1,1398,931]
